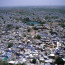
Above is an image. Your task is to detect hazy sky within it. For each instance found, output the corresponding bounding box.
[0,0,65,7]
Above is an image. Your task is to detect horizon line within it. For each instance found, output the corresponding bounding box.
[0,5,65,8]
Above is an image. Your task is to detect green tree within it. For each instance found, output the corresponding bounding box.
[33,27,38,30]
[24,34,26,37]
[32,58,36,64]
[18,63,26,65]
[6,24,13,30]
[15,26,19,29]
[30,23,34,26]
[35,35,41,39]
[27,28,31,32]
[60,24,65,28]
[49,30,55,35]
[55,57,64,65]
[23,17,30,21]
[7,43,13,48]
[45,16,50,20]
[0,61,9,65]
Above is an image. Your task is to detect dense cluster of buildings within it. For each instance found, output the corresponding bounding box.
[0,7,65,65]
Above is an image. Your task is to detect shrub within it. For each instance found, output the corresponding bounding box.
[40,22,46,24]
[36,35,41,39]
[22,17,30,23]
[15,18,19,20]
[9,38,13,40]
[4,21,6,24]
[40,60,44,63]
[21,63,26,65]
[51,16,59,19]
